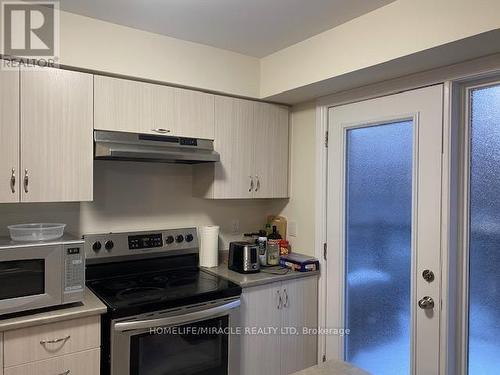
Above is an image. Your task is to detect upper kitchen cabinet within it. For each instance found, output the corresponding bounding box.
[20,68,93,202]
[254,102,289,199]
[94,75,175,136]
[195,96,255,199]
[194,97,289,199]
[94,75,215,139]
[0,69,19,203]
[173,87,215,139]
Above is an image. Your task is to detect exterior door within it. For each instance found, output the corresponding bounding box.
[326,85,443,375]
[464,81,500,375]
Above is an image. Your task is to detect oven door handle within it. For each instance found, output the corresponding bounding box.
[113,299,241,332]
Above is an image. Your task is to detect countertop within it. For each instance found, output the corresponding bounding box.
[292,360,370,375]
[202,264,319,288]
[0,288,107,331]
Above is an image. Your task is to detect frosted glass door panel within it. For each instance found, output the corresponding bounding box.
[345,121,413,375]
[468,84,500,375]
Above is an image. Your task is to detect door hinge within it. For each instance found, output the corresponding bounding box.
[322,354,327,362]
[323,243,327,261]
[325,131,329,148]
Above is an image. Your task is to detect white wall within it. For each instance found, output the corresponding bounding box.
[271,102,317,256]
[0,162,287,250]
[59,11,260,98]
[260,0,500,98]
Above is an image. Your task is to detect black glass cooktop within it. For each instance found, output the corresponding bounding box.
[86,256,241,318]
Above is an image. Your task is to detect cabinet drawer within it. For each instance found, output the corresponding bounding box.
[4,348,100,375]
[4,316,100,367]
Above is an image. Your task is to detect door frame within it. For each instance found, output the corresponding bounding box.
[313,54,500,374]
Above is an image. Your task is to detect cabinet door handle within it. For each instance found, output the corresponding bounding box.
[276,290,282,309]
[40,335,71,346]
[10,168,15,193]
[283,288,289,308]
[23,169,28,193]
[152,128,171,134]
[57,370,70,375]
[255,175,260,192]
[249,176,254,192]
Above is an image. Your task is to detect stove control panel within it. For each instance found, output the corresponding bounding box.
[84,228,198,263]
[129,233,163,250]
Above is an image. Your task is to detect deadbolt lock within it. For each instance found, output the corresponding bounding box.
[422,269,435,282]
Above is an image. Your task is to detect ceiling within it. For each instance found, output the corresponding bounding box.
[58,0,396,57]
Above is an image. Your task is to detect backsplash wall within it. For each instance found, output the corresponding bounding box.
[0,161,287,250]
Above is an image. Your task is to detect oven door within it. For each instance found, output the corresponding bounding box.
[0,244,62,315]
[111,298,241,375]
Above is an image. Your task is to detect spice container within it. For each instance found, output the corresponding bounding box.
[279,239,290,256]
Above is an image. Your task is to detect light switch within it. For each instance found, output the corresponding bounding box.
[288,221,297,237]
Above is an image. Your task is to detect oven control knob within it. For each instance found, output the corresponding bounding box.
[185,234,194,243]
[175,235,184,243]
[165,235,175,245]
[92,241,102,252]
[104,240,114,251]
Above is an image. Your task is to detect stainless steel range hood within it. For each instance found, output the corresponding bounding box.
[94,130,220,164]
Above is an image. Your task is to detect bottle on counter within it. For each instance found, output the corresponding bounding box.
[268,225,282,240]
[257,236,268,266]
[267,240,280,266]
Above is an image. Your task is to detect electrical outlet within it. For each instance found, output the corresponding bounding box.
[288,221,297,237]
[231,219,240,234]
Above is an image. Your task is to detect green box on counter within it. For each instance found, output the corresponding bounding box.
[279,253,319,272]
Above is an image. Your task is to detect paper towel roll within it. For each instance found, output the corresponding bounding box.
[198,225,220,267]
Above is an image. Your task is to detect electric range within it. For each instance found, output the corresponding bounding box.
[84,228,242,375]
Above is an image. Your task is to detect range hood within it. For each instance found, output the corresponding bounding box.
[94,130,220,164]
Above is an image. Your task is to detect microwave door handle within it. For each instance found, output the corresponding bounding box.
[114,299,241,332]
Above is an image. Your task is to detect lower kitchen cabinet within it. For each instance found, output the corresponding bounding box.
[240,277,318,375]
[1,316,100,375]
[4,349,99,375]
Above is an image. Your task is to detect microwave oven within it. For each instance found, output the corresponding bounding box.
[0,235,85,316]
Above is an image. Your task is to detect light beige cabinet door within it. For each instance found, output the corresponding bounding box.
[254,102,289,198]
[212,96,254,198]
[173,88,214,139]
[280,277,318,375]
[20,68,93,202]
[0,68,20,203]
[1,332,3,375]
[240,283,282,375]
[94,75,175,135]
[4,349,99,375]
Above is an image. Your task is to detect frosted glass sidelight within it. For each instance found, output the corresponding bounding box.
[344,121,413,375]
[468,84,500,375]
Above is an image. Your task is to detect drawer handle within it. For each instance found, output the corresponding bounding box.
[57,371,70,375]
[40,335,71,345]
[152,128,171,134]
